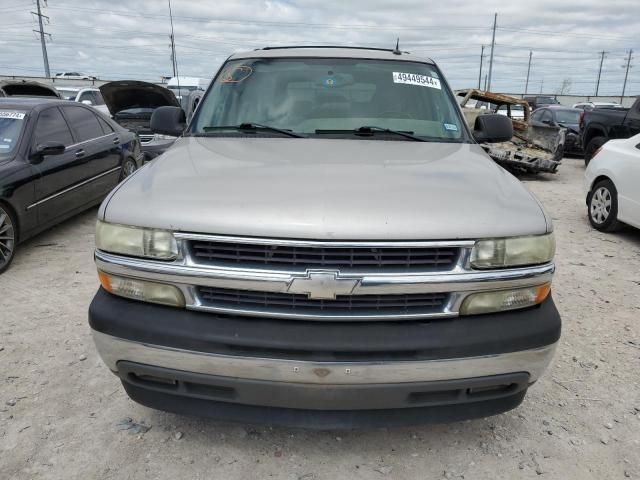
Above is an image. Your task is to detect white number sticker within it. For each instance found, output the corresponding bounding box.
[392,72,441,90]
[0,111,26,120]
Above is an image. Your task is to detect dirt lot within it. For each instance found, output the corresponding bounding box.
[1,158,639,480]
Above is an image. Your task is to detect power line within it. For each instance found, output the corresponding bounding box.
[497,26,630,41]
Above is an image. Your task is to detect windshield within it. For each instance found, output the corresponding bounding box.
[538,96,558,104]
[193,57,467,141]
[56,89,77,100]
[555,110,580,124]
[0,110,26,157]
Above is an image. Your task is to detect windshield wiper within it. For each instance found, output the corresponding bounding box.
[315,126,427,142]
[201,123,306,138]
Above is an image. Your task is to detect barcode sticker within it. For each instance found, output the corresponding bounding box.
[0,111,26,119]
[392,72,441,89]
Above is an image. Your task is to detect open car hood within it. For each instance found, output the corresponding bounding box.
[99,80,180,116]
[0,80,60,98]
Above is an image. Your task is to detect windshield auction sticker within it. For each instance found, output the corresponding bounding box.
[392,72,441,89]
[221,65,253,83]
[0,111,26,119]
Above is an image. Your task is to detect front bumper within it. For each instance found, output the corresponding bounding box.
[89,289,560,427]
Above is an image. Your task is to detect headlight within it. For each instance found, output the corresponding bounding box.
[96,221,178,260]
[98,271,185,307]
[470,233,555,269]
[460,283,551,315]
[153,133,177,141]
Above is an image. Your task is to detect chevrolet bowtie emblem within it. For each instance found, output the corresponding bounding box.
[287,270,359,300]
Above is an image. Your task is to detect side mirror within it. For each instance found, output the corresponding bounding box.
[151,106,186,137]
[473,114,513,143]
[32,142,65,163]
[81,99,93,106]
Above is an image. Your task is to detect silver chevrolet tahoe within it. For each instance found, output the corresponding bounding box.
[89,46,560,428]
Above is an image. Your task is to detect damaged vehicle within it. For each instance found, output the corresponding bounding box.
[458,89,564,174]
[0,80,61,98]
[530,106,582,156]
[100,81,180,160]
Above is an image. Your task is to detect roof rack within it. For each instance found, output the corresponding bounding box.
[259,45,405,54]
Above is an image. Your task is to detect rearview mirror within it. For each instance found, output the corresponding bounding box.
[473,114,513,143]
[32,142,65,163]
[151,106,186,137]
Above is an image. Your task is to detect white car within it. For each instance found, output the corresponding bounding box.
[54,72,95,80]
[585,133,640,231]
[55,87,110,115]
[573,101,623,111]
[496,103,525,119]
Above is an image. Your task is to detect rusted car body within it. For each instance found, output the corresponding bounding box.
[457,89,564,174]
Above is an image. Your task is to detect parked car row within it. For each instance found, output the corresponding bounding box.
[520,96,635,163]
[3,46,639,431]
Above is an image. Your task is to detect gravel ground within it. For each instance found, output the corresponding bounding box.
[1,157,639,480]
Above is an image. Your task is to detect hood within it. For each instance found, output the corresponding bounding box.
[0,80,60,98]
[102,138,549,240]
[99,80,180,116]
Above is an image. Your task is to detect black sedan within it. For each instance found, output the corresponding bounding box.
[530,106,583,155]
[0,97,142,273]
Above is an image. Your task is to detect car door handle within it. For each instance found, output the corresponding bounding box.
[112,137,120,145]
[75,149,85,158]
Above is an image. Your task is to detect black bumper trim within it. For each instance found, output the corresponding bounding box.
[118,360,530,411]
[89,288,561,362]
[122,378,527,429]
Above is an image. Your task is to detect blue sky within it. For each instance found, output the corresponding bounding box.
[1,0,639,96]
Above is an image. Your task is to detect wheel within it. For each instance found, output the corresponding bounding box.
[0,204,17,274]
[584,136,606,166]
[588,179,622,232]
[120,157,137,180]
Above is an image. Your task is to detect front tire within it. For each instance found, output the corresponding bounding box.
[0,204,17,274]
[120,157,138,181]
[584,136,606,166]
[588,179,622,232]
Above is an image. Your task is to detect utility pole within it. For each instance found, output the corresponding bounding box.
[621,49,633,103]
[483,74,487,91]
[478,45,485,89]
[168,0,179,79]
[32,0,51,77]
[169,33,177,77]
[595,50,606,96]
[487,13,497,91]
[525,50,532,95]
[540,79,544,94]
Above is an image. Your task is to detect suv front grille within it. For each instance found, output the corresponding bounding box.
[197,286,449,317]
[189,241,460,271]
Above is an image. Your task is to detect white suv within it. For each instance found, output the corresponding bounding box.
[55,87,109,115]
